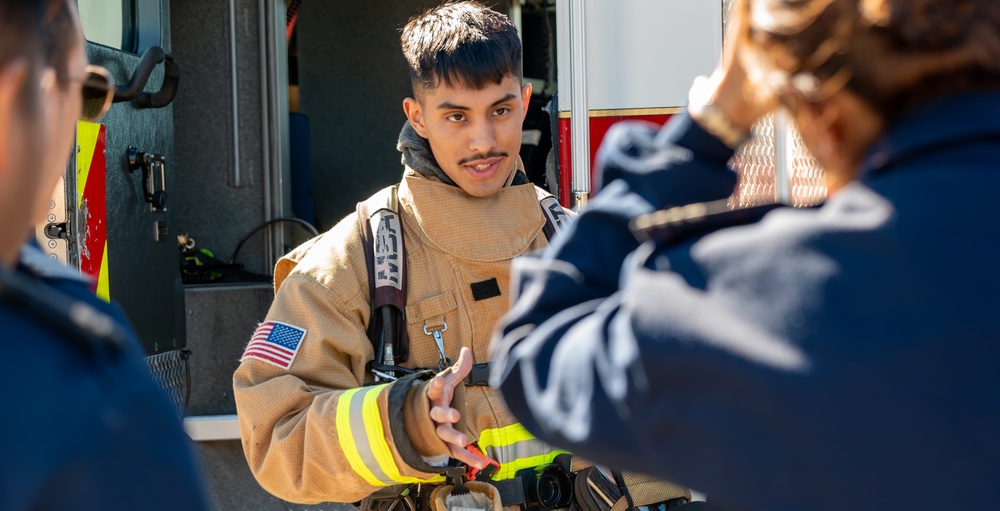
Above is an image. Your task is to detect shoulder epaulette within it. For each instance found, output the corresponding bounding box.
[0,267,128,354]
[630,199,788,246]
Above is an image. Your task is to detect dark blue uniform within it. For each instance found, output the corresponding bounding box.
[0,244,208,510]
[492,93,1000,511]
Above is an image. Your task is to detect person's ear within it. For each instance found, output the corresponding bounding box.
[403,97,429,138]
[521,82,532,114]
[0,59,30,175]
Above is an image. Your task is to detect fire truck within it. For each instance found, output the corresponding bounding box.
[41,0,822,508]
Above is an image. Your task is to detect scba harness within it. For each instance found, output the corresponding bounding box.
[354,181,693,511]
[355,178,576,511]
[356,178,568,383]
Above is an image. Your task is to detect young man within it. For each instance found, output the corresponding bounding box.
[233,2,576,506]
[0,1,208,509]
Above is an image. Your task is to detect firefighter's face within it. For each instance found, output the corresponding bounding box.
[403,76,531,197]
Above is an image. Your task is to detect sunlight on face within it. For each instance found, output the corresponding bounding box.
[405,76,531,197]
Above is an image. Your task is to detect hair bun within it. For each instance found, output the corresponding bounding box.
[879,0,980,50]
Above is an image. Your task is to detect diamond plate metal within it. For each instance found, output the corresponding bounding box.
[145,349,190,417]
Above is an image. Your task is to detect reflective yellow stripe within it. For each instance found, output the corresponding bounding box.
[478,423,570,480]
[337,385,446,487]
[477,423,535,448]
[76,121,101,203]
[336,387,385,486]
[361,383,445,485]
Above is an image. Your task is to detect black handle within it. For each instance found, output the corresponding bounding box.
[113,46,180,109]
[137,54,179,109]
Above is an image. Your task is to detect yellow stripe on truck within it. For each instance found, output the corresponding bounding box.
[97,240,110,302]
[76,121,101,203]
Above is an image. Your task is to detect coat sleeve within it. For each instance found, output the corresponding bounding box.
[491,113,764,491]
[234,238,448,504]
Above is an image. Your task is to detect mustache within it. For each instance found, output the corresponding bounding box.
[458,151,508,166]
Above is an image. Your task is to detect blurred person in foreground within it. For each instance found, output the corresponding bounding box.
[0,0,208,509]
[491,0,1000,509]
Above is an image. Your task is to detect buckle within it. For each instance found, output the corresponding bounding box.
[463,362,491,387]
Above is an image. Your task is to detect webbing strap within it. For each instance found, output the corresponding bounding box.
[492,477,527,507]
[358,186,410,364]
[538,194,568,241]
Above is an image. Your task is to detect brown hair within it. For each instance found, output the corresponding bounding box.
[0,0,78,108]
[740,0,1000,123]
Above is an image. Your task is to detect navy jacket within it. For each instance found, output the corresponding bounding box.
[0,244,209,511]
[492,93,1000,511]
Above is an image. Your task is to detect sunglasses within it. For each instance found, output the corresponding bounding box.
[79,65,115,122]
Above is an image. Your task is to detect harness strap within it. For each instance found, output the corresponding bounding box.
[358,186,410,365]
[493,477,528,507]
[360,179,569,379]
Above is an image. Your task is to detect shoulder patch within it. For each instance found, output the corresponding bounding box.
[241,321,307,370]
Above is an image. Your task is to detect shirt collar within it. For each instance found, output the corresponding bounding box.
[861,92,1000,177]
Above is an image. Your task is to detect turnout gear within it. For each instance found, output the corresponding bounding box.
[234,167,572,505]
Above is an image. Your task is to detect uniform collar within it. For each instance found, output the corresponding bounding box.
[18,242,93,284]
[397,166,545,262]
[861,92,1000,177]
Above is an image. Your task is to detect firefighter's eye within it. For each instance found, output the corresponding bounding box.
[446,113,465,122]
[494,107,511,116]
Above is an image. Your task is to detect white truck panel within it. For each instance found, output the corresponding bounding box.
[557,0,724,111]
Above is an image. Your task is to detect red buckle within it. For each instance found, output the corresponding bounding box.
[465,444,501,481]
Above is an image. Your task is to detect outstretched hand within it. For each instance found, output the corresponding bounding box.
[426,347,487,469]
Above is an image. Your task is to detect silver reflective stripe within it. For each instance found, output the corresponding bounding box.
[485,437,557,465]
[350,386,393,484]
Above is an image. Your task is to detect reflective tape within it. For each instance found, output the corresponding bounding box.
[336,385,445,486]
[478,424,570,480]
[76,121,109,301]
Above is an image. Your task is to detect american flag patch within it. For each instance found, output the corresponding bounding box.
[241,321,307,370]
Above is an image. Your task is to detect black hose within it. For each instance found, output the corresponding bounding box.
[228,217,320,265]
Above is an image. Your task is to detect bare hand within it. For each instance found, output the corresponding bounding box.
[697,0,778,131]
[426,347,486,469]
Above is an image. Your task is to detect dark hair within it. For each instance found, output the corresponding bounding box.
[400,1,522,96]
[0,0,77,107]
[743,0,1000,123]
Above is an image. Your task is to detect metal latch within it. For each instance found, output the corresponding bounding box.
[128,146,168,212]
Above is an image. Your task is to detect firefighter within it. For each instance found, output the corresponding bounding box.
[0,1,209,509]
[492,0,1000,510]
[233,1,561,505]
[234,3,689,510]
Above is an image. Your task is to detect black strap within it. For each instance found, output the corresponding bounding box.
[463,362,491,387]
[358,186,410,365]
[493,477,528,507]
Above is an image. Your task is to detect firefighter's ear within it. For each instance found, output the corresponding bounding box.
[403,97,429,138]
[0,59,30,173]
[521,82,532,114]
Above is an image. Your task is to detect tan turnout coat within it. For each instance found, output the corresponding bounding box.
[233,168,566,504]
